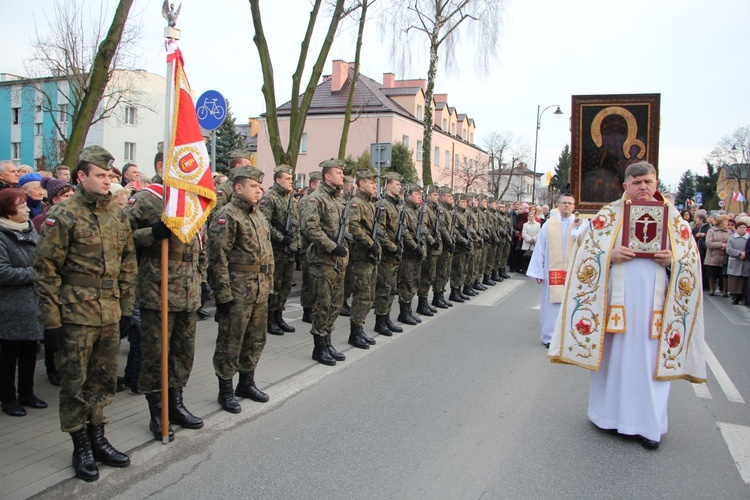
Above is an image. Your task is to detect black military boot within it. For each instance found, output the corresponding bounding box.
[432,292,448,309]
[70,429,99,482]
[88,424,130,467]
[339,300,352,317]
[427,300,438,313]
[348,323,370,349]
[361,329,376,345]
[302,308,312,323]
[492,270,503,282]
[235,371,269,402]
[449,288,465,302]
[145,393,175,441]
[217,377,242,414]
[500,268,511,279]
[312,335,337,366]
[417,296,435,316]
[407,302,422,323]
[374,315,393,336]
[463,284,477,297]
[397,301,418,325]
[483,274,496,286]
[385,314,404,332]
[168,387,204,429]
[325,335,346,361]
[267,312,284,336]
[473,279,487,291]
[275,310,295,333]
[440,292,453,307]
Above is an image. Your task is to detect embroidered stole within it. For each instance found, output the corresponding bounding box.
[547,216,576,303]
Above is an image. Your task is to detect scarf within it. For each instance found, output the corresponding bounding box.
[0,217,31,232]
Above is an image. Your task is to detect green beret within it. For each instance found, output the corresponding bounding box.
[355,169,377,181]
[309,171,322,181]
[232,166,264,184]
[438,186,453,195]
[381,171,402,182]
[319,158,345,169]
[229,149,252,160]
[274,164,294,175]
[79,145,115,170]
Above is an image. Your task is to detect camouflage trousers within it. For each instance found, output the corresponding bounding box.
[213,299,268,379]
[269,249,295,312]
[485,244,497,274]
[349,259,378,327]
[417,251,439,298]
[474,245,485,281]
[498,241,510,269]
[434,251,453,294]
[56,323,118,433]
[374,256,399,315]
[139,309,196,393]
[451,252,469,289]
[343,261,354,302]
[310,263,346,336]
[300,252,313,309]
[464,248,476,286]
[398,256,422,303]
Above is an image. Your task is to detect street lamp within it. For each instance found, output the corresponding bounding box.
[531,104,563,204]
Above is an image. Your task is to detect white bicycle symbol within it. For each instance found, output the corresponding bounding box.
[196,98,225,121]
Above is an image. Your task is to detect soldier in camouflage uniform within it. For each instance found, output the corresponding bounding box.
[33,146,136,482]
[373,172,405,336]
[259,165,299,336]
[124,148,205,442]
[212,149,254,217]
[300,159,349,366]
[462,195,479,296]
[497,202,513,279]
[431,187,455,309]
[208,166,274,413]
[449,193,473,302]
[345,169,380,349]
[485,197,504,283]
[298,171,322,323]
[396,183,427,325]
[416,184,441,316]
[340,175,355,317]
[479,195,497,287]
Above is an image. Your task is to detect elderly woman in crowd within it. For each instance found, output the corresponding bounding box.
[521,205,541,274]
[18,172,47,219]
[705,215,732,297]
[31,177,74,234]
[0,189,47,416]
[726,217,750,305]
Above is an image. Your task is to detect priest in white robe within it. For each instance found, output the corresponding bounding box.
[527,193,585,347]
[548,161,706,450]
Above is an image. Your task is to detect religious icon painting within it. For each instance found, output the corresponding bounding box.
[621,200,668,257]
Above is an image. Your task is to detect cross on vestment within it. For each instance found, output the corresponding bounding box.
[611,312,621,326]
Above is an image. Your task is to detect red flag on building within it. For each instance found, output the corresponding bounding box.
[163,39,216,242]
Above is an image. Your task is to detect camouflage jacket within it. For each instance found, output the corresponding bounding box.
[402,200,426,260]
[453,206,471,253]
[208,196,274,305]
[348,189,378,263]
[259,182,299,253]
[124,185,205,312]
[300,182,348,268]
[33,188,137,328]
[438,200,454,247]
[380,193,402,259]
[296,187,318,253]
[424,200,441,255]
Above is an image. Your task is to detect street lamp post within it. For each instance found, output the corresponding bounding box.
[531,104,563,204]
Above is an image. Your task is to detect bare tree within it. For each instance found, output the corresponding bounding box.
[386,0,505,185]
[706,125,750,213]
[24,0,144,168]
[482,131,529,200]
[452,153,487,193]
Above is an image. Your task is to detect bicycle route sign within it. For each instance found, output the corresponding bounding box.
[196,90,227,131]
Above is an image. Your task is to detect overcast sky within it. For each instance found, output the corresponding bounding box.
[3,0,749,189]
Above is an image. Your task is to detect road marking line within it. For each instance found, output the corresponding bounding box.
[468,279,526,307]
[718,422,750,485]
[692,382,712,399]
[705,343,746,403]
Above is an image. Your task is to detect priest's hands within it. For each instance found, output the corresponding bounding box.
[610,245,636,264]
[653,249,672,267]
[536,278,543,284]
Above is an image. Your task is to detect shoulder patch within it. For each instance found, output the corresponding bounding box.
[45,218,56,226]
[309,197,317,203]
[217,218,227,225]
[128,198,136,205]
[350,203,357,207]
[259,199,267,205]
[217,190,223,195]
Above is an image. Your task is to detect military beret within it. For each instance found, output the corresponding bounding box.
[232,166,264,184]
[425,184,440,194]
[405,183,423,193]
[343,175,354,184]
[355,169,377,181]
[381,171,402,182]
[488,196,496,203]
[309,171,322,181]
[79,145,115,170]
[274,164,294,175]
[18,172,42,187]
[319,158,345,169]
[478,194,487,200]
[454,193,468,201]
[438,186,453,195]
[229,149,252,160]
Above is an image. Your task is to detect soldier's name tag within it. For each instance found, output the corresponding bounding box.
[45,218,56,226]
[217,218,227,225]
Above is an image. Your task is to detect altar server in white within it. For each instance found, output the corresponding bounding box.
[548,161,705,449]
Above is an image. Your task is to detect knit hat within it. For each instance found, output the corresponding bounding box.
[18,172,42,188]
[40,177,72,200]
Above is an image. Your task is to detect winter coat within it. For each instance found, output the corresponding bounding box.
[522,221,541,251]
[0,222,43,341]
[704,227,731,267]
[725,233,750,277]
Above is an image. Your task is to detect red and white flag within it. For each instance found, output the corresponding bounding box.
[162,39,216,243]
[732,191,745,203]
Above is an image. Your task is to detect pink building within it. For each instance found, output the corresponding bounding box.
[255,60,489,190]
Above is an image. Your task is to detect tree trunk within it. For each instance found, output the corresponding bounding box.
[62,0,134,168]
[421,32,440,186]
[338,1,369,160]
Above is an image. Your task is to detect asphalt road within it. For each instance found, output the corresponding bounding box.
[40,278,750,499]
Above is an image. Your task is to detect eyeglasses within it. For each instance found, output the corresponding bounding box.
[558,202,574,205]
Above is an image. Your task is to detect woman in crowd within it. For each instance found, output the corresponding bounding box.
[0,189,47,416]
[692,210,711,290]
[705,215,731,297]
[725,217,750,305]
[521,205,541,274]
[31,177,73,234]
[682,209,693,228]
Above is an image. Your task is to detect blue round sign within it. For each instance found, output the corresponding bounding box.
[195,90,226,131]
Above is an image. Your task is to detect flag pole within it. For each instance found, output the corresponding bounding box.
[161,16,180,446]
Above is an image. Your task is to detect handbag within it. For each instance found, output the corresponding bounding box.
[523,249,534,257]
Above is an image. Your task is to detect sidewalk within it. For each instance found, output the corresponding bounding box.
[0,272,524,499]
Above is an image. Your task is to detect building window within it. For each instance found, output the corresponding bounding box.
[12,142,21,160]
[455,154,459,168]
[442,118,447,131]
[124,142,136,161]
[12,108,21,125]
[416,140,423,161]
[36,105,42,114]
[59,104,69,123]
[450,123,455,136]
[299,133,307,154]
[470,132,474,144]
[35,123,43,136]
[462,130,467,141]
[416,105,423,121]
[296,173,306,187]
[445,151,451,169]
[124,106,137,125]
[434,147,440,166]
[58,140,66,159]
[402,135,409,148]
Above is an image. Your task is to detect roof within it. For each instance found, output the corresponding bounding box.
[381,87,422,97]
